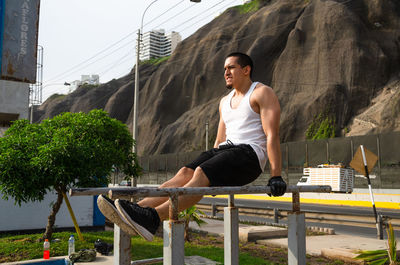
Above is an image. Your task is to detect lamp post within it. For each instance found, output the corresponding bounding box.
[30,82,71,123]
[132,0,201,153]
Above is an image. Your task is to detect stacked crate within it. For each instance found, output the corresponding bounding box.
[303,166,354,192]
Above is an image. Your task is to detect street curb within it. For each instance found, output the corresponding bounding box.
[321,248,364,264]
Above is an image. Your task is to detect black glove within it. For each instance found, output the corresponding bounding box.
[267,176,286,197]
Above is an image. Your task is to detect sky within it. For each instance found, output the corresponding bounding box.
[38,0,244,101]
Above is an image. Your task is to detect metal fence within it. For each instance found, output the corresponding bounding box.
[129,131,400,189]
[71,185,331,265]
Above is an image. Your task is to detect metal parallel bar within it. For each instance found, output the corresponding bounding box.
[69,185,331,198]
[131,257,163,265]
[70,187,111,196]
[292,192,300,212]
[69,185,331,265]
[169,194,179,221]
[228,194,235,207]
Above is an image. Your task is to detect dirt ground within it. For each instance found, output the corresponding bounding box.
[188,231,356,265]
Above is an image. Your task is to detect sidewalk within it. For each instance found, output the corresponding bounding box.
[189,218,387,263]
[3,219,387,265]
[85,219,388,264]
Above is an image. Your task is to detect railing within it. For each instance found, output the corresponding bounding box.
[196,202,396,229]
[134,131,400,189]
[70,185,331,265]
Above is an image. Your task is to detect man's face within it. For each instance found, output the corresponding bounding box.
[224,56,246,90]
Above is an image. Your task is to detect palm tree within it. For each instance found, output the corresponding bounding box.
[179,205,206,242]
[356,223,398,264]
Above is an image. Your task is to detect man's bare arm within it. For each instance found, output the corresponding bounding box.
[255,85,282,176]
[214,97,227,148]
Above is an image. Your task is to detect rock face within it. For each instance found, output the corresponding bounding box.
[34,0,400,155]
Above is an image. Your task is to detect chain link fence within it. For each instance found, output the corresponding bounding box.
[114,131,400,189]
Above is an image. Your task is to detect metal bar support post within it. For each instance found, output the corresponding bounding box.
[114,225,131,265]
[70,185,331,265]
[288,192,306,265]
[224,194,239,265]
[163,194,184,265]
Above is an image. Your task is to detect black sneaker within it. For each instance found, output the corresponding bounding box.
[115,199,160,242]
[97,195,138,236]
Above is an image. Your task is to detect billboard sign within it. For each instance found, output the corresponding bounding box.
[0,0,40,84]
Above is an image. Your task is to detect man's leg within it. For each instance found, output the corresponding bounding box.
[138,166,195,208]
[115,166,210,241]
[155,166,210,221]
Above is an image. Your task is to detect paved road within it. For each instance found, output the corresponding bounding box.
[199,197,400,239]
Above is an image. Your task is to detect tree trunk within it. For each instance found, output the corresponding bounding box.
[41,188,64,241]
[184,220,190,242]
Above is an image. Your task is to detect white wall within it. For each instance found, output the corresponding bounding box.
[0,191,94,231]
[0,80,29,120]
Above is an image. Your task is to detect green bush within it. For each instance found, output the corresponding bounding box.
[306,113,336,140]
[234,0,262,14]
[0,110,139,240]
[141,56,170,65]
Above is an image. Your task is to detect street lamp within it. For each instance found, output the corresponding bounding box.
[30,82,71,123]
[133,0,201,152]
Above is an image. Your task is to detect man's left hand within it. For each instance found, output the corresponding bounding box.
[267,176,286,196]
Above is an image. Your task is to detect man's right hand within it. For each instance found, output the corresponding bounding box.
[267,176,286,196]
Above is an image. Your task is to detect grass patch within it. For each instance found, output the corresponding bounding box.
[306,113,336,140]
[0,231,270,264]
[79,83,100,89]
[234,0,265,14]
[141,56,170,65]
[46,93,66,101]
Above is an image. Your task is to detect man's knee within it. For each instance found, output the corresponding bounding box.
[176,167,194,181]
[192,167,210,186]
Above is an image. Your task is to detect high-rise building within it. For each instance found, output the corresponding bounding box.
[69,74,100,93]
[80,74,100,85]
[139,29,181,61]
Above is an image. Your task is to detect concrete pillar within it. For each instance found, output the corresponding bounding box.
[114,225,131,265]
[224,206,239,265]
[163,220,185,265]
[288,212,306,265]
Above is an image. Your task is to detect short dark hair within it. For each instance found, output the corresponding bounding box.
[226,52,253,78]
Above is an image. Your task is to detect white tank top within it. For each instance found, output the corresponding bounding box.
[220,82,267,171]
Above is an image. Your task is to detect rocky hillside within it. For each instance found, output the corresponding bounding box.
[34,0,400,155]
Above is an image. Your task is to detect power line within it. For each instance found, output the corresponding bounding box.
[98,49,134,77]
[44,0,356,92]
[45,1,236,86]
[179,0,240,33]
[172,0,227,31]
[161,0,356,69]
[143,0,186,29]
[148,1,202,32]
[44,0,196,86]
[44,30,138,85]
[47,38,135,85]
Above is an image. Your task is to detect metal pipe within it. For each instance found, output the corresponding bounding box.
[70,185,331,197]
[169,194,179,221]
[228,194,235,207]
[292,192,300,212]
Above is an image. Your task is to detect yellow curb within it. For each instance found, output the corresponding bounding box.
[206,194,400,210]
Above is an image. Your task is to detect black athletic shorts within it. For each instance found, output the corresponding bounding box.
[185,144,262,186]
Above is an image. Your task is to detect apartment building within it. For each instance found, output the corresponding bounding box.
[139,29,182,61]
